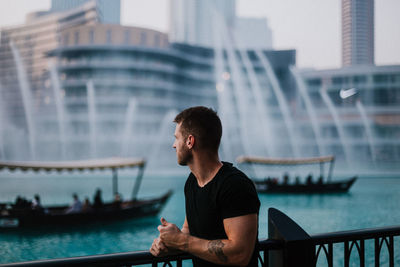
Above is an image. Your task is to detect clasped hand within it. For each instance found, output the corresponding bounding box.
[150,217,183,257]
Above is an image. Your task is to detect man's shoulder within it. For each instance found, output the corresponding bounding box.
[215,162,256,194]
[219,162,251,183]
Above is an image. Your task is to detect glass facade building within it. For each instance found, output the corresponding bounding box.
[51,0,121,24]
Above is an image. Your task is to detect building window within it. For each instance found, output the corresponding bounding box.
[63,33,69,46]
[124,30,130,44]
[107,29,112,44]
[353,75,366,84]
[74,31,79,45]
[89,29,95,44]
[140,32,147,45]
[373,74,388,83]
[154,34,160,47]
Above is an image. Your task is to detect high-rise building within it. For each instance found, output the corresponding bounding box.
[170,0,236,46]
[170,0,272,49]
[342,0,374,66]
[234,17,273,49]
[51,0,121,24]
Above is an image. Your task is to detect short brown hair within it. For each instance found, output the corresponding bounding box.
[174,106,222,152]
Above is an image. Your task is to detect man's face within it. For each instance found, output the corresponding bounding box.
[173,123,192,166]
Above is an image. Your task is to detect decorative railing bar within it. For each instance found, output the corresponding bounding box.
[311,225,400,244]
[311,227,400,267]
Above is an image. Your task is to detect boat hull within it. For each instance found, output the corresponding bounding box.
[253,176,357,194]
[0,190,172,228]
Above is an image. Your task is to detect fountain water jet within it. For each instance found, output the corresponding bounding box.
[237,45,275,156]
[320,87,352,165]
[0,84,5,159]
[147,110,177,169]
[121,98,137,157]
[49,62,67,159]
[216,14,258,157]
[212,13,235,162]
[356,99,377,163]
[86,80,97,158]
[290,66,326,156]
[9,41,36,159]
[256,51,301,157]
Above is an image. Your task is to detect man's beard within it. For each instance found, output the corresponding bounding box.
[177,146,193,166]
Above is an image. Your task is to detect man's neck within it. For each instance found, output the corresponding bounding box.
[188,151,223,187]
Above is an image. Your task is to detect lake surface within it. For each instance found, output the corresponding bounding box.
[0,170,399,264]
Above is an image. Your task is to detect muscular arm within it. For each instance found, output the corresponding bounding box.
[159,213,258,266]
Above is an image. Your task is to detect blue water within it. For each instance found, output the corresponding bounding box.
[0,170,400,264]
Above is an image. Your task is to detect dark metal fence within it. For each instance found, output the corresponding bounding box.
[312,226,400,267]
[1,208,399,267]
[267,208,400,267]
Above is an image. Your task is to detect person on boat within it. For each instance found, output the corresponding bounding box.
[283,173,289,185]
[306,174,313,185]
[15,196,30,209]
[65,193,82,214]
[150,106,260,267]
[93,188,103,209]
[113,192,122,209]
[31,194,42,210]
[82,197,92,212]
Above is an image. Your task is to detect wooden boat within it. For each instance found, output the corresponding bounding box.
[0,158,172,228]
[237,155,357,194]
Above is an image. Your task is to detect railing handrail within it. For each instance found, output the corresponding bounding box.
[0,239,284,267]
[311,224,400,244]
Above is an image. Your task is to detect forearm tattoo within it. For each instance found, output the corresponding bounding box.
[207,240,228,262]
[183,235,189,250]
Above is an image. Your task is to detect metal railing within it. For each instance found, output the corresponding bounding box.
[1,208,399,267]
[312,226,400,267]
[0,239,283,267]
[268,208,400,267]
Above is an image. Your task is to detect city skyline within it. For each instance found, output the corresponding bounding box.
[0,0,399,69]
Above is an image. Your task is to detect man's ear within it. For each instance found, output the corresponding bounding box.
[187,135,195,148]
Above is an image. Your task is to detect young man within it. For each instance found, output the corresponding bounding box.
[150,106,260,267]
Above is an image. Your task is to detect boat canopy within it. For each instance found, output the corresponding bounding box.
[0,157,145,172]
[0,158,146,200]
[237,155,335,165]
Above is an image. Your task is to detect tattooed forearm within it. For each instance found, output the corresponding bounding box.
[207,240,228,262]
[183,234,189,250]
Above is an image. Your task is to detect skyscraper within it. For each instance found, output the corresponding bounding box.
[51,0,121,24]
[170,0,272,49]
[170,0,236,46]
[342,0,374,66]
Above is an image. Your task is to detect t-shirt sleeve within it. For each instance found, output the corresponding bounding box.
[219,175,260,219]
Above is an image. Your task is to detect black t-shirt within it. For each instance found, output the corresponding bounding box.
[184,162,260,267]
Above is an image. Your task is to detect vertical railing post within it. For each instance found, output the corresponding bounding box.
[268,208,314,267]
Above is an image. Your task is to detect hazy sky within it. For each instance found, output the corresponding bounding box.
[0,0,399,69]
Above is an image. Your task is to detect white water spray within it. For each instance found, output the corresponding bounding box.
[49,62,67,159]
[256,51,300,157]
[10,41,36,159]
[86,80,97,158]
[320,87,352,165]
[290,66,326,156]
